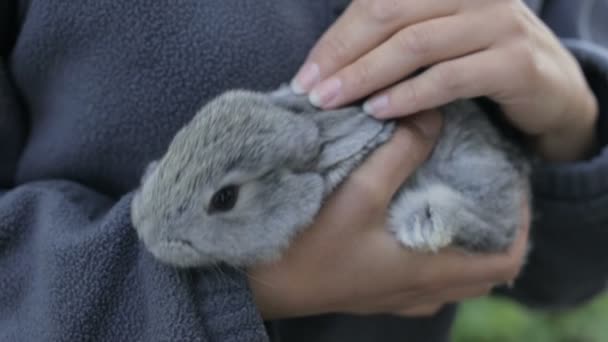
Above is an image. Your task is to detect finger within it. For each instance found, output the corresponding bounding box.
[412,283,493,307]
[311,8,512,109]
[366,47,514,118]
[422,201,531,287]
[350,282,491,314]
[356,193,529,301]
[349,110,442,207]
[396,303,443,317]
[291,0,458,93]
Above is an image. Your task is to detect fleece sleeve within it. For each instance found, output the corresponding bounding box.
[497,39,608,309]
[0,14,267,342]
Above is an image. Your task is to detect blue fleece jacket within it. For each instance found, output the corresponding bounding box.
[1,1,607,341]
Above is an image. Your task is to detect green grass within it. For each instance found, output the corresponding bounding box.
[452,294,608,342]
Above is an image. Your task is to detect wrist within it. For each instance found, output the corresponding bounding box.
[534,92,599,162]
[249,264,331,320]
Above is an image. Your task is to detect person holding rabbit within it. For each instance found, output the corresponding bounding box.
[0,0,606,341]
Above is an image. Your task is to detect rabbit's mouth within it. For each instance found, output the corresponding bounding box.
[166,238,196,249]
[152,238,209,267]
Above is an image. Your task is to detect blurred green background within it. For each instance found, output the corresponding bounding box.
[452,293,608,342]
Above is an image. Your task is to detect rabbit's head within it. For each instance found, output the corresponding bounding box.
[131,90,326,267]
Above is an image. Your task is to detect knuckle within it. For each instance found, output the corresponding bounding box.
[352,60,373,86]
[501,0,535,37]
[318,36,352,66]
[400,80,424,111]
[510,14,528,37]
[350,174,387,211]
[514,42,543,80]
[396,25,432,57]
[399,120,433,149]
[357,0,401,22]
[433,64,463,95]
[508,7,531,36]
[394,124,430,158]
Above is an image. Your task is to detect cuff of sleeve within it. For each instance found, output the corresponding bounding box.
[531,39,608,202]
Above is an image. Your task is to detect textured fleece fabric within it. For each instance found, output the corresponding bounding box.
[0,1,607,341]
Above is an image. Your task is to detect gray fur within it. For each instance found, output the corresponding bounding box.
[131,85,530,267]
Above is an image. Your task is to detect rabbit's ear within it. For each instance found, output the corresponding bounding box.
[311,108,390,170]
[267,84,317,114]
[267,85,392,170]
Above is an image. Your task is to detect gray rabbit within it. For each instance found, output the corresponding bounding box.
[131,85,530,268]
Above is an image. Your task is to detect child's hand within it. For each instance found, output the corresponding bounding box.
[292,0,598,162]
[249,111,530,319]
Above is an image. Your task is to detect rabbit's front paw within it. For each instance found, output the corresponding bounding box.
[389,202,454,252]
[388,183,469,252]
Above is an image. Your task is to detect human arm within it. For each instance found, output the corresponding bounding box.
[289,0,608,310]
[497,4,608,307]
[250,111,530,319]
[292,0,597,162]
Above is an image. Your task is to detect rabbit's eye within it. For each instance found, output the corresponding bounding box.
[209,185,239,213]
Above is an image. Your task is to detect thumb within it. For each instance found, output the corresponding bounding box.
[353,109,443,207]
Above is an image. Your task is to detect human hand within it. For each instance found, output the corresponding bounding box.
[249,111,530,320]
[291,0,598,162]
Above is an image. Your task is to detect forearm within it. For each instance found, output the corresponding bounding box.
[498,40,608,308]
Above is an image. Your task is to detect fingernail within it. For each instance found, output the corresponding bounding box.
[363,95,389,116]
[291,63,320,94]
[309,78,342,107]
